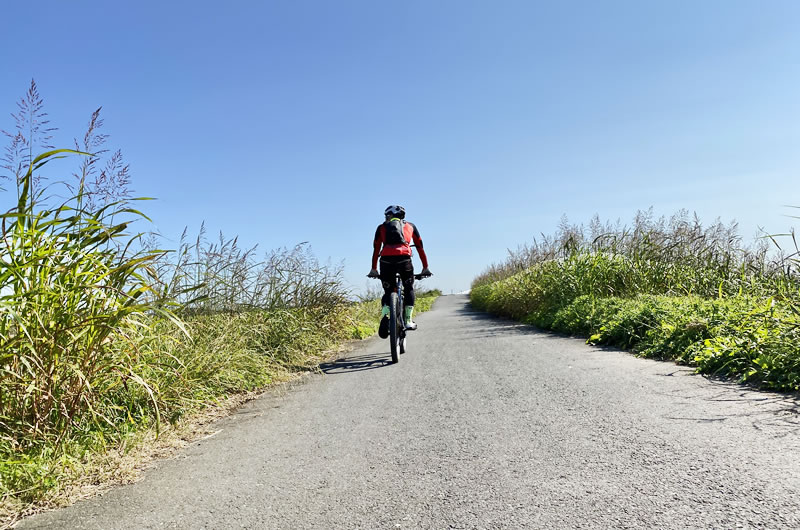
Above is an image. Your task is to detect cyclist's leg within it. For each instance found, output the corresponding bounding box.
[377,259,399,339]
[398,259,415,307]
[379,259,400,306]
[398,259,416,326]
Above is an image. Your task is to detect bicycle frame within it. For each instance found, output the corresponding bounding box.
[394,272,407,330]
[370,270,427,363]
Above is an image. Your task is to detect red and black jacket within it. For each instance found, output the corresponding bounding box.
[372,220,429,269]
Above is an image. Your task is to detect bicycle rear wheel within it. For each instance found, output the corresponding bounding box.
[389,292,400,363]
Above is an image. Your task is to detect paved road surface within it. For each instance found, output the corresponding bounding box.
[20,295,800,529]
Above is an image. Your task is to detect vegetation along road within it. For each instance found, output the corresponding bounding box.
[19,295,800,529]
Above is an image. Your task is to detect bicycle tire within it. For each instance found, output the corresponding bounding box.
[389,292,399,363]
[397,297,406,354]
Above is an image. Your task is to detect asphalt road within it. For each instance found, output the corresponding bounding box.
[19,295,800,529]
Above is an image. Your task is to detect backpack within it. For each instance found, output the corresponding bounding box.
[383,219,408,246]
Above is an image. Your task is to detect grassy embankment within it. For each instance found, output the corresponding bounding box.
[0,91,439,522]
[0,151,440,520]
[471,211,800,391]
[1,294,437,524]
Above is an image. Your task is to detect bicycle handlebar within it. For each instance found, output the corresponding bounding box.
[367,273,432,280]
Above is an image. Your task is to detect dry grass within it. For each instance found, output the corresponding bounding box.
[471,210,800,391]
[1,293,440,528]
[0,82,442,526]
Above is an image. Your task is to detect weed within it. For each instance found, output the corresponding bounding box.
[471,211,800,391]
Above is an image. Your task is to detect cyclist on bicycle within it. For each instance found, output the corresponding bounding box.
[367,205,432,337]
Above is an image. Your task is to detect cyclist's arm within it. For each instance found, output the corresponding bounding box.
[372,225,383,269]
[371,242,382,270]
[412,225,429,268]
[417,246,429,269]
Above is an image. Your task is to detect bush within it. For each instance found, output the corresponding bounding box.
[470,211,800,391]
[0,82,440,518]
[472,272,800,391]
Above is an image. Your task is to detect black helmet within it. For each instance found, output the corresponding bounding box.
[384,205,405,219]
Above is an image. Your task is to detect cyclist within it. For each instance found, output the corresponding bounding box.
[367,205,432,337]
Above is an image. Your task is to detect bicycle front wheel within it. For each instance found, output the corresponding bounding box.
[389,292,400,363]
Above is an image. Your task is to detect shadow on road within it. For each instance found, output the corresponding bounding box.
[320,352,394,374]
[453,303,543,339]
[461,300,800,433]
[657,384,800,434]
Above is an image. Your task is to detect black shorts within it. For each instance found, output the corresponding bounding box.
[379,256,414,294]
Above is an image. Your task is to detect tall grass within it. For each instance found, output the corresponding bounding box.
[0,83,441,519]
[0,147,175,521]
[473,209,795,301]
[471,209,800,391]
[0,149,170,445]
[153,226,347,313]
[0,152,360,510]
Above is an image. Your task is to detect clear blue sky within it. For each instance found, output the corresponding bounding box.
[2,0,799,294]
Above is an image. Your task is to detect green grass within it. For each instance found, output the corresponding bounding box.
[471,211,800,393]
[1,292,440,519]
[0,85,444,523]
[0,137,443,521]
[347,289,441,339]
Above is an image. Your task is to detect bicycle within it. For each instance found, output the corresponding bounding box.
[372,272,428,363]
